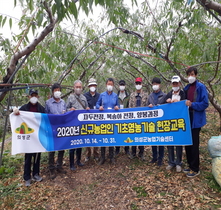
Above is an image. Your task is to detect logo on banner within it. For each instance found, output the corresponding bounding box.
[15,122,35,134]
[124,137,134,143]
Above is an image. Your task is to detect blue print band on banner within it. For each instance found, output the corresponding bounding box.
[10,100,192,155]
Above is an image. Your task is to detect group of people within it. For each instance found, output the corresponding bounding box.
[14,66,208,186]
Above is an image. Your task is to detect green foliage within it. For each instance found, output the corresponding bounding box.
[0,149,23,179]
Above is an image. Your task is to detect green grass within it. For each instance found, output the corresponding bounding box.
[132,186,148,197]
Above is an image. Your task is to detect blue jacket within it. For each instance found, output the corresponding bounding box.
[96,91,119,109]
[184,80,209,128]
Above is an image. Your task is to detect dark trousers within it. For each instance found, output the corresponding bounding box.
[151,146,164,161]
[69,148,82,164]
[23,153,41,181]
[167,146,183,166]
[100,147,114,159]
[185,128,201,172]
[132,146,144,155]
[48,150,65,170]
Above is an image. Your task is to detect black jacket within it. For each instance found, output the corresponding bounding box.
[19,102,45,113]
[84,91,100,109]
[164,89,186,102]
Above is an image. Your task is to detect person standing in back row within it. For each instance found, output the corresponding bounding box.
[46,83,67,179]
[67,80,90,171]
[129,77,148,160]
[115,79,130,156]
[165,75,185,173]
[96,78,120,165]
[84,78,100,162]
[148,77,166,166]
[183,67,208,178]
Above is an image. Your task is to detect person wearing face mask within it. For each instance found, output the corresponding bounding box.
[115,80,130,156]
[67,80,90,171]
[45,83,67,179]
[183,67,208,178]
[84,78,100,162]
[148,77,167,166]
[129,77,148,160]
[13,89,45,187]
[164,76,185,173]
[96,78,120,165]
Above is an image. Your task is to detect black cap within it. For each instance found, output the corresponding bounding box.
[29,89,38,95]
[119,80,126,85]
[152,77,161,84]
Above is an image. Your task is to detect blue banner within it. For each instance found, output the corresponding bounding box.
[10,100,192,154]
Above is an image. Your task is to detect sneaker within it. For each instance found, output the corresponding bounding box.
[186,170,200,178]
[94,157,99,161]
[49,168,56,180]
[183,168,190,174]
[158,160,163,166]
[25,179,31,187]
[176,165,182,173]
[149,158,157,163]
[166,165,173,170]
[70,166,76,171]
[76,161,84,167]
[32,174,43,182]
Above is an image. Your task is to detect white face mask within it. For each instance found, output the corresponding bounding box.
[135,85,142,90]
[107,85,113,92]
[30,97,38,104]
[75,88,82,95]
[119,86,125,91]
[172,86,180,92]
[89,87,96,92]
[54,91,61,99]
[152,85,159,91]
[188,76,196,84]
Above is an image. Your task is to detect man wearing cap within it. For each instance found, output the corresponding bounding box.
[148,77,167,166]
[115,80,130,156]
[84,78,100,162]
[45,83,67,179]
[129,77,148,160]
[13,89,45,186]
[164,75,185,173]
